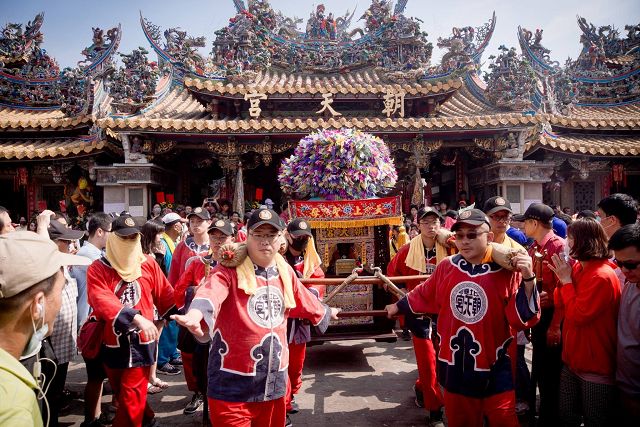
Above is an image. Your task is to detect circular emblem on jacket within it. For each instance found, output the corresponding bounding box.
[247,286,285,328]
[449,281,488,324]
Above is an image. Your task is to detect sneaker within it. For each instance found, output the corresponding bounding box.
[401,329,411,341]
[285,415,293,427]
[515,400,529,416]
[428,409,444,427]
[184,392,204,415]
[158,362,182,376]
[169,356,183,366]
[413,384,424,408]
[287,397,299,414]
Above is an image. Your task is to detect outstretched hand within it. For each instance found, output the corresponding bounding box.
[385,303,399,318]
[171,309,205,338]
[330,307,341,320]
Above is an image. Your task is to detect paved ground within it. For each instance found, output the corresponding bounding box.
[60,336,534,426]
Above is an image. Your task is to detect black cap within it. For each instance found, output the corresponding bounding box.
[48,221,85,241]
[512,203,554,223]
[451,209,491,231]
[110,214,141,237]
[247,208,284,231]
[417,206,443,221]
[483,196,513,215]
[187,207,211,221]
[576,209,597,220]
[287,218,313,237]
[208,218,234,236]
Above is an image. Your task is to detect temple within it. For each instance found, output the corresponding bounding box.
[1,1,639,220]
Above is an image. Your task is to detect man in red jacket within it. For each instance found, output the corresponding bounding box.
[168,206,211,414]
[514,203,566,425]
[387,207,447,425]
[283,218,325,418]
[386,209,540,427]
[87,215,176,427]
[173,208,340,427]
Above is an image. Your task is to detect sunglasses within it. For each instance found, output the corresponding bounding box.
[454,231,488,241]
[614,258,640,270]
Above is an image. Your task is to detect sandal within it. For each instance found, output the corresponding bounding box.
[147,382,163,394]
[151,378,169,390]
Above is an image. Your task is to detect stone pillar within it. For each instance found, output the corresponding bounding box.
[468,160,555,214]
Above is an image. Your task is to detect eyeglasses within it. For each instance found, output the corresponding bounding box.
[454,231,488,241]
[249,232,281,244]
[489,214,511,223]
[209,235,230,243]
[614,258,640,270]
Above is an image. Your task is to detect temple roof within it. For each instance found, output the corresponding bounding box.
[184,69,463,97]
[0,107,92,130]
[0,135,117,160]
[527,132,640,156]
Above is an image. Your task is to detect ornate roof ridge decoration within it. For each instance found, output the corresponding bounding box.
[184,69,463,96]
[97,111,542,133]
[484,45,538,112]
[105,46,160,115]
[424,11,497,77]
[517,26,559,74]
[139,12,206,74]
[0,133,119,160]
[0,14,121,115]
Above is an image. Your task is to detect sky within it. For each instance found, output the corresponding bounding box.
[2,0,639,70]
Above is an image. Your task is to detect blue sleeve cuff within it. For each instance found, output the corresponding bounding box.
[396,296,412,315]
[189,298,216,343]
[313,304,332,334]
[515,283,539,323]
[114,307,140,334]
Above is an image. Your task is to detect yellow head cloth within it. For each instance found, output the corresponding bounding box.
[405,234,448,273]
[302,236,323,279]
[105,233,147,282]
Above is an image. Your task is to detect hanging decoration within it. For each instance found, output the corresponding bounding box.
[279,128,397,200]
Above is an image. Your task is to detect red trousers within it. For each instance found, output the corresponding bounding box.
[412,336,443,411]
[209,396,286,426]
[104,365,154,427]
[285,342,307,410]
[181,351,198,392]
[443,389,519,427]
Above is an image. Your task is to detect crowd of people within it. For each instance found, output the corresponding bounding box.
[386,193,639,427]
[0,192,638,427]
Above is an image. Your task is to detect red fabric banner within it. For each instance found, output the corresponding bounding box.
[289,196,403,229]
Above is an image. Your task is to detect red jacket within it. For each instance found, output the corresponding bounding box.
[387,243,437,291]
[397,252,540,397]
[87,256,176,368]
[174,256,210,310]
[168,236,210,286]
[190,262,330,402]
[560,259,621,379]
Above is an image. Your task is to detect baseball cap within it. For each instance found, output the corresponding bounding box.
[187,207,211,221]
[0,231,90,299]
[162,212,187,226]
[287,218,313,237]
[247,208,284,231]
[483,196,513,216]
[111,214,141,237]
[48,220,85,241]
[512,203,554,223]
[208,218,234,236]
[451,209,491,231]
[417,206,443,221]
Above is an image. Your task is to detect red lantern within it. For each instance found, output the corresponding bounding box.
[613,164,624,183]
[166,194,175,204]
[156,192,166,203]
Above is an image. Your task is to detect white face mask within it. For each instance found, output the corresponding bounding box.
[21,301,49,360]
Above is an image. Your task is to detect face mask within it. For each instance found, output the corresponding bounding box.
[21,301,48,359]
[290,237,309,252]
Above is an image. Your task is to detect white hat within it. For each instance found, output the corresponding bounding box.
[162,212,187,225]
[0,231,90,299]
